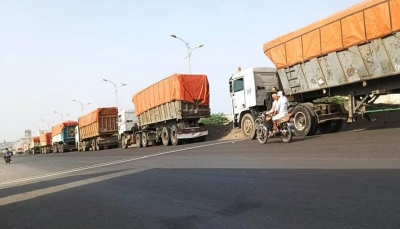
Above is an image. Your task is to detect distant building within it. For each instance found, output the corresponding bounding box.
[0,140,15,149]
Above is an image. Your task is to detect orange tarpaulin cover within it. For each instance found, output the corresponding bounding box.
[51,120,78,136]
[263,0,400,69]
[78,107,118,128]
[40,132,52,145]
[132,74,210,116]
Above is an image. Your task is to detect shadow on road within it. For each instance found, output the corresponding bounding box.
[0,169,130,199]
[1,168,399,229]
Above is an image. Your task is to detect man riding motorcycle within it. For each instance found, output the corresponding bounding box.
[3,148,12,163]
[272,91,289,133]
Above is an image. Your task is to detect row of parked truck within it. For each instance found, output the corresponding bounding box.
[25,73,211,154]
[25,0,400,153]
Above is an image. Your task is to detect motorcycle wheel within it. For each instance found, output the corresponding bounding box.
[280,123,293,143]
[257,126,268,144]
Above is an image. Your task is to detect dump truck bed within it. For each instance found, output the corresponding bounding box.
[132,74,210,126]
[263,0,400,95]
[78,107,118,140]
[52,121,78,143]
[40,132,52,147]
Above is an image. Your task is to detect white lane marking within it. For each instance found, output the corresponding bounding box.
[0,141,234,188]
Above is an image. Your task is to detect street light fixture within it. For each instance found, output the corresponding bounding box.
[54,111,69,121]
[72,99,91,115]
[103,78,127,111]
[41,119,53,129]
[171,34,204,74]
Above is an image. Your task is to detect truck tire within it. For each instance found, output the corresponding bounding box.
[317,121,335,134]
[92,139,97,151]
[318,120,344,134]
[142,132,148,148]
[170,125,179,146]
[331,120,344,133]
[241,113,256,140]
[198,136,207,142]
[121,135,128,149]
[302,103,318,135]
[292,106,316,137]
[136,133,142,148]
[161,127,171,146]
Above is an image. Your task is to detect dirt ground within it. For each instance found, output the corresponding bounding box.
[206,110,400,141]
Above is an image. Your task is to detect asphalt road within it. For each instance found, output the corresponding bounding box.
[1,127,400,229]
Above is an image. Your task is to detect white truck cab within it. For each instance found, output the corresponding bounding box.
[117,109,139,148]
[229,67,280,139]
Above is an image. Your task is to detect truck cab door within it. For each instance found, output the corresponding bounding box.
[230,77,246,115]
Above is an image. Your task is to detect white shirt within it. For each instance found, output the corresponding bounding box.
[266,100,278,115]
[3,149,11,156]
[275,96,289,116]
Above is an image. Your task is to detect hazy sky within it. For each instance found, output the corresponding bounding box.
[0,0,362,141]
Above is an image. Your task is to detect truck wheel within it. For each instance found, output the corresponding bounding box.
[301,103,318,136]
[92,139,96,151]
[318,120,344,134]
[241,113,256,140]
[292,106,316,137]
[142,132,148,148]
[170,125,179,146]
[331,120,344,133]
[317,121,335,134]
[121,135,128,149]
[198,136,207,142]
[161,127,171,146]
[136,133,142,148]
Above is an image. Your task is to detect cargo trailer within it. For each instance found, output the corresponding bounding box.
[130,74,210,148]
[77,107,119,151]
[51,121,78,153]
[40,132,53,154]
[29,136,41,154]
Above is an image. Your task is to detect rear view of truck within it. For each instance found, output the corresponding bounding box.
[131,74,210,147]
[29,136,41,154]
[77,107,119,151]
[40,132,52,154]
[52,121,78,153]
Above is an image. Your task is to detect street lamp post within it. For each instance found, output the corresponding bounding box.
[54,111,69,121]
[41,119,53,129]
[103,79,127,111]
[72,99,91,115]
[171,34,203,74]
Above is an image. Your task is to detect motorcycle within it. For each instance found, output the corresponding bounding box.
[255,112,294,144]
[4,155,11,164]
